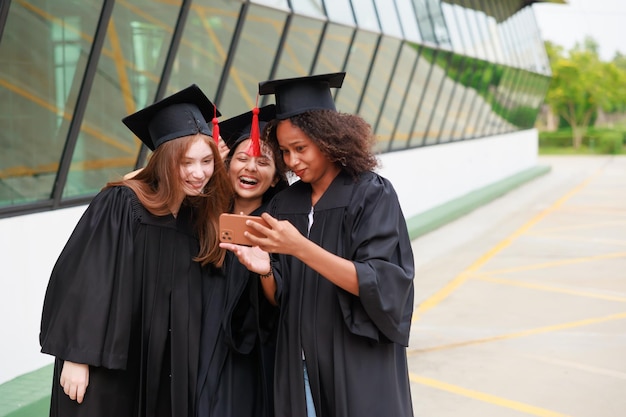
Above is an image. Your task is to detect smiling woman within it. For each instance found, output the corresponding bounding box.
[39,85,233,417]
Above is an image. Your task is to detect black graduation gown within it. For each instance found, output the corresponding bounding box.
[40,186,207,417]
[196,205,278,417]
[268,171,415,417]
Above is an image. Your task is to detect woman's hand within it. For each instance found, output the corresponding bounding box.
[219,243,271,275]
[60,361,89,404]
[244,213,308,258]
[218,138,230,160]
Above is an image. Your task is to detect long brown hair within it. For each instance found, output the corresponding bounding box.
[106,134,233,267]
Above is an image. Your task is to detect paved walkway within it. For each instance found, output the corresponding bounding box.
[407,156,626,417]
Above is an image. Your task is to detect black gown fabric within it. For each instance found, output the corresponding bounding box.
[196,205,278,417]
[268,171,415,417]
[40,185,211,417]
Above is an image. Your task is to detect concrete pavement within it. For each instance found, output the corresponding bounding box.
[407,156,626,417]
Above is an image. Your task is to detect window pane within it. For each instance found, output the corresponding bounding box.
[374,42,418,152]
[359,36,402,131]
[395,0,421,42]
[63,0,182,198]
[311,23,353,75]
[333,30,378,114]
[0,0,105,206]
[290,0,325,18]
[274,15,325,79]
[373,0,403,38]
[423,50,453,145]
[390,45,425,150]
[323,0,355,26]
[350,0,380,32]
[221,4,286,115]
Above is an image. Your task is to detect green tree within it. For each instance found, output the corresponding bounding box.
[544,37,624,148]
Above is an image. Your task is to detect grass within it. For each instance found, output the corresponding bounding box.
[538,145,612,155]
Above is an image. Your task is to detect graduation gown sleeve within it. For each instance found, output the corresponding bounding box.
[40,186,137,370]
[338,172,415,346]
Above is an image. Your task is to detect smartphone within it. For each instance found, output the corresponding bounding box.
[219,213,269,246]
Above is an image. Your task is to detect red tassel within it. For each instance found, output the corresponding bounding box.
[247,106,261,157]
[212,106,220,145]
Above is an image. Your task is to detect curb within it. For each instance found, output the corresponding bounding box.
[406,165,552,240]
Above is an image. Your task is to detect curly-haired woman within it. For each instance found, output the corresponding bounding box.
[221,73,415,417]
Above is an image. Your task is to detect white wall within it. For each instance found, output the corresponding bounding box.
[0,206,87,384]
[0,129,538,384]
[378,130,538,216]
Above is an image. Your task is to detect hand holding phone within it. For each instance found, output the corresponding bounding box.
[219,213,270,246]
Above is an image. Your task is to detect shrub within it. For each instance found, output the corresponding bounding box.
[597,131,624,154]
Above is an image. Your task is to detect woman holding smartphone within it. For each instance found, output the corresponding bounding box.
[221,73,415,417]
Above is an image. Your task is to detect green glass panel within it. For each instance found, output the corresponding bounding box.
[0,0,104,206]
[63,0,182,198]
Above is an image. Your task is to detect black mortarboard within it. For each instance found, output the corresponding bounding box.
[258,72,345,120]
[122,84,220,151]
[219,104,276,154]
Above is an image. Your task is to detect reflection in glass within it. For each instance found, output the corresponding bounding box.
[430,51,464,144]
[410,48,446,146]
[422,50,452,145]
[169,2,239,102]
[441,53,471,142]
[375,42,419,152]
[390,44,423,151]
[395,0,421,42]
[373,0,403,38]
[251,0,290,10]
[222,5,286,116]
[350,0,380,32]
[408,47,441,147]
[63,1,182,198]
[274,15,325,79]
[311,23,354,75]
[322,0,355,26]
[290,0,325,18]
[480,0,505,64]
[359,37,401,129]
[334,30,378,114]
[0,0,104,206]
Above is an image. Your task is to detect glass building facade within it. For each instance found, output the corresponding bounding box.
[0,0,553,218]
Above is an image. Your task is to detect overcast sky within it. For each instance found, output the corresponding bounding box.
[533,0,625,61]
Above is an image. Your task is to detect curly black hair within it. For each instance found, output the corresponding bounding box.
[263,109,379,180]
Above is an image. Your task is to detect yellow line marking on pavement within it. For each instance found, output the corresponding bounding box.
[475,275,626,302]
[556,206,626,216]
[472,252,626,277]
[412,169,603,321]
[409,374,572,417]
[409,312,626,354]
[523,354,626,380]
[523,233,626,247]
[529,220,626,234]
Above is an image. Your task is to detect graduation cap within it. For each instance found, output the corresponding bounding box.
[122,84,220,151]
[219,104,276,158]
[258,72,345,120]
